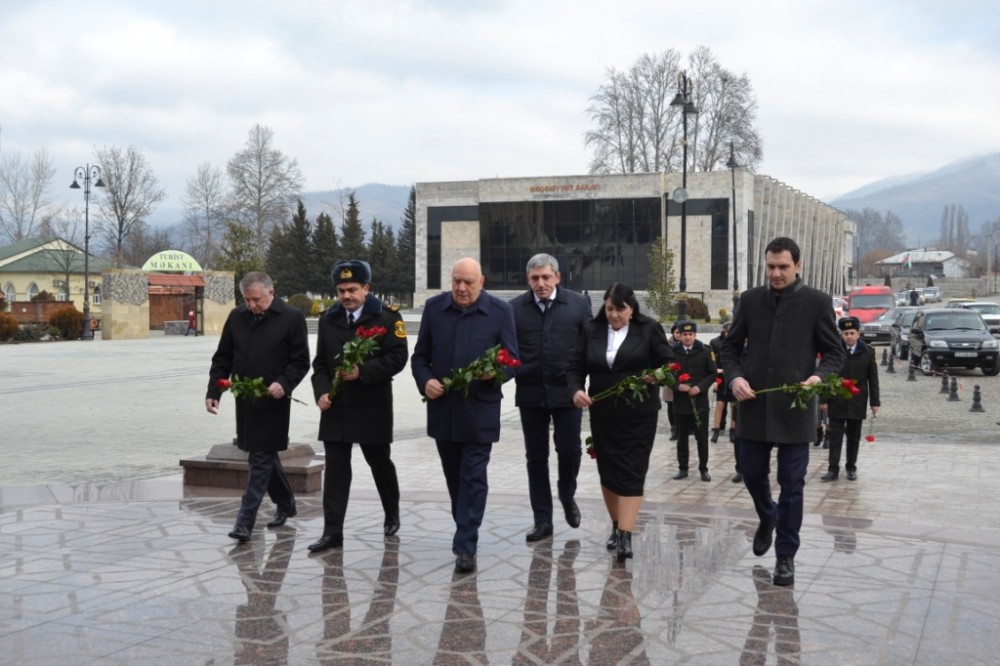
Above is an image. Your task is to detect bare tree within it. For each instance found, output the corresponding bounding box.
[0,148,58,243]
[121,219,174,268]
[182,162,225,270]
[226,124,303,265]
[585,47,762,177]
[93,145,167,267]
[39,208,86,300]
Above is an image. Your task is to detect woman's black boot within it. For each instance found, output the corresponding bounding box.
[606,521,619,550]
[616,530,633,561]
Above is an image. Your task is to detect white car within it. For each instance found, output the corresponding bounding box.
[957,302,1000,335]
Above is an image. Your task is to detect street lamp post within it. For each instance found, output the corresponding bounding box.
[726,141,740,313]
[670,72,698,321]
[70,165,105,340]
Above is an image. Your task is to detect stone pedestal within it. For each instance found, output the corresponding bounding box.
[180,442,324,492]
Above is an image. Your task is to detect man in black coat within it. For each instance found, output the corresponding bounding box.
[671,320,717,482]
[821,316,880,482]
[308,260,409,552]
[721,237,845,586]
[511,253,593,542]
[207,271,310,542]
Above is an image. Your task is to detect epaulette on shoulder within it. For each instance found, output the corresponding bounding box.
[386,304,399,312]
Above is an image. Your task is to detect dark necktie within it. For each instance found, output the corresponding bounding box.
[542,299,552,313]
[348,312,356,327]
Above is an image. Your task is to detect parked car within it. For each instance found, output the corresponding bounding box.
[955,301,1000,335]
[846,286,896,323]
[861,307,902,344]
[946,298,975,308]
[921,286,942,303]
[895,291,909,307]
[907,308,1000,376]
[889,308,920,360]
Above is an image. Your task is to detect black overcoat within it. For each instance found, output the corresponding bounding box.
[824,339,880,420]
[207,298,310,452]
[566,316,673,418]
[721,279,845,444]
[311,295,409,444]
[671,339,717,415]
[511,287,593,408]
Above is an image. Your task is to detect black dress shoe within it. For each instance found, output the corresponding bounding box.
[700,471,712,482]
[307,534,343,552]
[526,523,553,542]
[669,427,678,441]
[606,524,619,550]
[752,521,775,557]
[383,514,400,536]
[846,469,857,481]
[710,428,720,443]
[616,530,633,562]
[773,556,795,586]
[266,506,297,528]
[562,500,581,528]
[731,472,743,483]
[454,554,476,573]
[672,470,688,480]
[820,470,839,482]
[228,525,251,542]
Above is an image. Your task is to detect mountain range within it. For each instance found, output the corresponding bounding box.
[830,153,1000,245]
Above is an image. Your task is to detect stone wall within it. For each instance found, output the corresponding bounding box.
[101,269,149,340]
[202,271,235,336]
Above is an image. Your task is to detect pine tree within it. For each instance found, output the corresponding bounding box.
[339,192,367,260]
[312,211,339,296]
[395,186,417,301]
[266,199,314,296]
[367,219,397,298]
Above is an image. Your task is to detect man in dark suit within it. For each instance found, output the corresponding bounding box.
[207,271,310,542]
[671,320,717,482]
[411,257,519,574]
[721,237,844,586]
[511,253,593,542]
[308,260,409,552]
[821,316,880,482]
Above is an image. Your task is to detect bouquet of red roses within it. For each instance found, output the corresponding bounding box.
[752,373,859,410]
[217,375,306,404]
[590,361,682,406]
[328,324,388,400]
[427,344,520,401]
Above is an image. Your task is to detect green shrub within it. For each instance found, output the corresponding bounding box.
[286,293,313,314]
[310,300,323,317]
[31,290,56,302]
[16,324,44,342]
[0,312,18,341]
[685,297,709,321]
[0,297,8,312]
[49,306,84,339]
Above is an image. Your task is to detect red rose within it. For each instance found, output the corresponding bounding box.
[715,377,723,385]
[678,373,691,382]
[849,386,861,396]
[217,378,232,389]
[669,362,682,372]
[865,435,876,442]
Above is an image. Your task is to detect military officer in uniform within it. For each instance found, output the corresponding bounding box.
[309,260,409,552]
[671,320,717,482]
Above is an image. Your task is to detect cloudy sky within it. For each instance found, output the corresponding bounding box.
[2,0,999,219]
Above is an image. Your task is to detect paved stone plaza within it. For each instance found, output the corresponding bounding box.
[2,324,999,664]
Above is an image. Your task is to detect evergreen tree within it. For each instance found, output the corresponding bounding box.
[367,219,397,299]
[266,199,314,296]
[339,192,367,260]
[312,211,339,296]
[215,220,262,303]
[395,186,417,301]
[644,238,676,321]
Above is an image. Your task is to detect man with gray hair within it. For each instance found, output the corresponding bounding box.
[510,253,593,541]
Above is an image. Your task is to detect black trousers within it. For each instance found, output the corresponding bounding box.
[436,440,492,556]
[519,406,582,525]
[674,410,709,472]
[827,418,862,472]
[235,451,296,530]
[322,441,400,536]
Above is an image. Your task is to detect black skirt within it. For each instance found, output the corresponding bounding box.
[591,411,658,496]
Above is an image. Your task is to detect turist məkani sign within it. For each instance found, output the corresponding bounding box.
[141,250,203,272]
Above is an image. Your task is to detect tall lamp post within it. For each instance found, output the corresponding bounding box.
[670,71,697,321]
[726,141,740,313]
[70,165,104,340]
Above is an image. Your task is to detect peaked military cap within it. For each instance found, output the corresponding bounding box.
[331,260,372,285]
[679,320,697,333]
[839,316,860,331]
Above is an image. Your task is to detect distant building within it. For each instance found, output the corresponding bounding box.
[414,172,855,312]
[0,237,109,318]
[875,250,970,279]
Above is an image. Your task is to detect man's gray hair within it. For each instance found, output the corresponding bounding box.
[239,271,274,293]
[526,253,559,273]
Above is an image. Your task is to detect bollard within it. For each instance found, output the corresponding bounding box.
[880,348,888,367]
[907,361,917,381]
[970,385,985,412]
[940,372,950,394]
[948,375,960,401]
[886,352,895,374]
